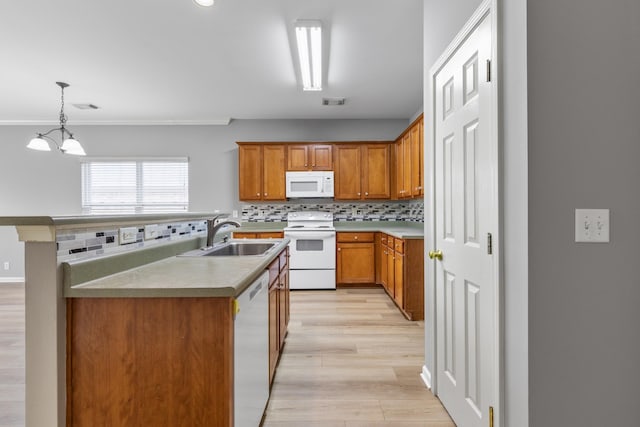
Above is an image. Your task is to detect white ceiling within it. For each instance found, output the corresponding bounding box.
[0,0,423,124]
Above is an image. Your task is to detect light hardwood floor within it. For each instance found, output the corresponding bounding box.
[263,288,454,427]
[0,285,453,427]
[0,283,24,427]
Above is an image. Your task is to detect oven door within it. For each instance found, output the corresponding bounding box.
[284,230,336,269]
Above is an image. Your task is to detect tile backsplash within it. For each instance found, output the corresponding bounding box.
[56,220,207,263]
[241,200,424,223]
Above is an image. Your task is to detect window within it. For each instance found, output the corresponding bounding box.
[81,158,189,214]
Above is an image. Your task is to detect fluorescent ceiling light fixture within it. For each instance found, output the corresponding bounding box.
[194,0,214,6]
[294,20,322,91]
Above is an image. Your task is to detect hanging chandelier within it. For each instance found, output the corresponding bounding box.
[27,82,86,156]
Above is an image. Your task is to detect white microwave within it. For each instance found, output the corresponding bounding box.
[285,171,334,198]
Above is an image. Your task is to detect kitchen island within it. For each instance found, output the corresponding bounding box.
[0,214,288,427]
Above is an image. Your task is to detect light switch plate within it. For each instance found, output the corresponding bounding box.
[575,209,610,243]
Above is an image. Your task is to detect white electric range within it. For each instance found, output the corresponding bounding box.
[284,211,336,290]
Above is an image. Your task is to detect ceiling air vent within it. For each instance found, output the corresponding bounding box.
[322,97,345,106]
[73,103,100,110]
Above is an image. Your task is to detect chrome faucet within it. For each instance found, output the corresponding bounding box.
[206,218,241,247]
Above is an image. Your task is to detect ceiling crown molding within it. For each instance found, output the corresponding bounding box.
[0,119,232,126]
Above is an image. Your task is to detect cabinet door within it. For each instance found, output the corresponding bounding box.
[394,251,404,309]
[380,238,389,291]
[419,118,425,196]
[287,145,309,171]
[334,145,362,200]
[402,133,412,199]
[238,145,263,201]
[310,145,333,170]
[395,139,405,199]
[268,281,279,384]
[362,144,391,199]
[336,242,375,284]
[386,247,395,297]
[278,270,287,349]
[410,121,423,197]
[262,145,286,201]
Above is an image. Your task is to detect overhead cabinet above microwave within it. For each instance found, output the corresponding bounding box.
[287,144,333,171]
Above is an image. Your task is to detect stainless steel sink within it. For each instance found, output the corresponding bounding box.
[181,241,277,257]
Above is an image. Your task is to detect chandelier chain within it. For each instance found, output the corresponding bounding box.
[59,85,67,127]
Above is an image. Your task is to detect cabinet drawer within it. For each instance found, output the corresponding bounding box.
[233,232,258,239]
[386,236,395,249]
[394,239,405,254]
[268,258,279,285]
[258,232,284,239]
[279,248,288,271]
[337,232,375,243]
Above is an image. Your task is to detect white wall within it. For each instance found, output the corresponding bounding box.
[528,0,640,425]
[0,119,408,278]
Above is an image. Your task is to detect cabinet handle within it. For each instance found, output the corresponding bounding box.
[305,164,308,167]
[354,236,358,240]
[256,193,260,196]
[312,164,316,167]
[337,247,341,252]
[264,193,268,196]
[357,192,361,196]
[365,192,369,196]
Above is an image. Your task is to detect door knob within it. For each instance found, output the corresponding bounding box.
[428,250,443,260]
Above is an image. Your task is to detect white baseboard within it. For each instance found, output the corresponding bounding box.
[420,365,432,389]
[0,277,25,283]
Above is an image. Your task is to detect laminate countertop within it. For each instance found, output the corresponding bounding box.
[64,239,289,299]
[236,221,424,239]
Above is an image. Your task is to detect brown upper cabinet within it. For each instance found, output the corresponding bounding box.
[394,115,424,200]
[334,143,391,200]
[238,143,286,201]
[287,144,333,171]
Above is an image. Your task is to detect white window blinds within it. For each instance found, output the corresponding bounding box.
[81,158,189,214]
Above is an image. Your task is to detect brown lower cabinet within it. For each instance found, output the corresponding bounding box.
[336,232,376,285]
[66,247,290,426]
[379,233,424,321]
[269,247,289,384]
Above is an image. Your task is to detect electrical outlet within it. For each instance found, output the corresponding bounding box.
[232,210,238,218]
[119,227,138,245]
[144,224,158,240]
[575,209,610,243]
[3,262,9,271]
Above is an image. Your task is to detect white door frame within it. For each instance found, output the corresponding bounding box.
[424,0,503,424]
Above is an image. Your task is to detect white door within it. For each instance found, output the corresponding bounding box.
[432,6,497,427]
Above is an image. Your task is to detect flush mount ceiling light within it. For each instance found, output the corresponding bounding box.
[27,82,86,156]
[194,0,214,6]
[294,20,323,91]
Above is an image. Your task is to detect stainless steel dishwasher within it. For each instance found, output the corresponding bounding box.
[234,271,269,427]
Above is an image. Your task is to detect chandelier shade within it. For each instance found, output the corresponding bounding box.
[27,136,52,151]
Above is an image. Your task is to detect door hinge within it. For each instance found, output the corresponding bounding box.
[486,59,492,82]
[489,406,494,427]
[487,233,493,255]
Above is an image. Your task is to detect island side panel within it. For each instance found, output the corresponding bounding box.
[25,242,65,427]
[67,297,234,427]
